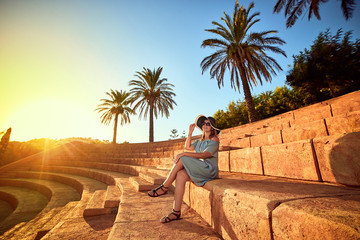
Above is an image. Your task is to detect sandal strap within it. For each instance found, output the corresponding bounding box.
[172,209,181,213]
[150,184,168,197]
[155,184,168,192]
[169,211,181,218]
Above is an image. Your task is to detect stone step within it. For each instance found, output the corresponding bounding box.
[8,170,108,194]
[35,201,78,240]
[3,199,79,240]
[108,176,222,239]
[8,206,62,240]
[219,131,360,186]
[104,185,121,208]
[83,190,108,217]
[0,222,27,239]
[139,172,165,185]
[129,176,154,192]
[0,186,48,235]
[63,192,92,219]
[145,168,169,178]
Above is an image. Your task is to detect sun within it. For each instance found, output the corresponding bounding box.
[1,98,107,142]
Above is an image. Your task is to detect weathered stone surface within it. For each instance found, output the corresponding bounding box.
[325,111,360,135]
[229,137,251,148]
[219,129,251,148]
[272,194,360,240]
[110,179,221,240]
[250,131,283,147]
[291,102,332,125]
[211,182,271,240]
[261,140,320,181]
[111,207,221,240]
[207,172,360,240]
[105,185,121,208]
[313,132,360,186]
[0,186,49,235]
[190,183,212,225]
[328,90,360,116]
[218,151,229,172]
[41,214,115,240]
[229,147,263,174]
[282,119,328,143]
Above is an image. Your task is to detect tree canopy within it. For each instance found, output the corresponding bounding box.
[95,89,134,144]
[286,29,360,104]
[129,67,176,142]
[201,1,286,123]
[214,86,305,129]
[273,0,357,28]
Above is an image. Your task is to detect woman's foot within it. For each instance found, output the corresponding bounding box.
[160,209,181,223]
[147,184,169,197]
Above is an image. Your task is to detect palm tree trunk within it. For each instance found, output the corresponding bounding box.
[113,114,118,144]
[241,79,257,123]
[149,105,154,142]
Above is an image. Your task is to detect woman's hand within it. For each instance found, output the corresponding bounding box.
[174,153,185,164]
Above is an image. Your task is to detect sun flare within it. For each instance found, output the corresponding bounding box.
[1,98,105,142]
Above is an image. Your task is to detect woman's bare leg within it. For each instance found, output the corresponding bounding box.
[173,169,190,211]
[162,160,185,188]
[160,169,190,223]
[148,159,185,196]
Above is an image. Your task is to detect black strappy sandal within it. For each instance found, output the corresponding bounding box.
[160,209,181,223]
[148,184,169,197]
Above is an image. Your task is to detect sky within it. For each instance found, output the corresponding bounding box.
[1,0,359,144]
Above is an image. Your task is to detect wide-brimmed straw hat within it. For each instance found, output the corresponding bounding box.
[195,115,221,134]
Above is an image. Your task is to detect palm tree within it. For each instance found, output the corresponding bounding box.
[129,67,176,142]
[273,0,356,28]
[201,1,286,123]
[96,89,134,144]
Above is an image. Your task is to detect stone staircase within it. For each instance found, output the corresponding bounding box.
[0,90,359,239]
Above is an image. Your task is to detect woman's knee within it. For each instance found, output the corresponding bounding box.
[176,169,190,182]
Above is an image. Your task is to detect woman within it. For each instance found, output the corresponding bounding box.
[148,115,220,223]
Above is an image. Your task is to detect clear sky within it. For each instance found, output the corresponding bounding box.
[1,0,359,143]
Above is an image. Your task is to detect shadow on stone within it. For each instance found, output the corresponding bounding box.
[84,213,117,231]
[329,132,360,186]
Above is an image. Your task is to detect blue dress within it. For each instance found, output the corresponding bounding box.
[181,139,219,186]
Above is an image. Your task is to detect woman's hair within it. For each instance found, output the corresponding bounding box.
[201,128,216,141]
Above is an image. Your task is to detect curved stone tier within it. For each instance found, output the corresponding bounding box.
[0,90,359,239]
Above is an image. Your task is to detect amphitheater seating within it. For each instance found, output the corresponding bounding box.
[0,90,359,239]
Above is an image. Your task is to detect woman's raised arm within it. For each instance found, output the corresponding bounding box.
[184,123,196,151]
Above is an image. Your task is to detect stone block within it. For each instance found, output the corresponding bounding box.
[325,111,360,135]
[229,137,251,148]
[219,126,254,147]
[313,132,360,186]
[250,131,283,147]
[328,90,360,116]
[83,190,107,217]
[282,119,328,143]
[272,195,360,240]
[210,181,271,240]
[190,183,212,225]
[105,185,121,208]
[229,147,263,174]
[218,151,230,172]
[261,140,320,181]
[291,103,332,125]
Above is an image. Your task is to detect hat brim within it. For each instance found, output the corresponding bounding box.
[195,115,221,134]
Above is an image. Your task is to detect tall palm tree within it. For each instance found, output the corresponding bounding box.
[129,67,176,142]
[96,89,134,144]
[201,1,286,123]
[273,0,356,28]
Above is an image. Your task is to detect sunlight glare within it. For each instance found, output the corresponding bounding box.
[2,98,108,142]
